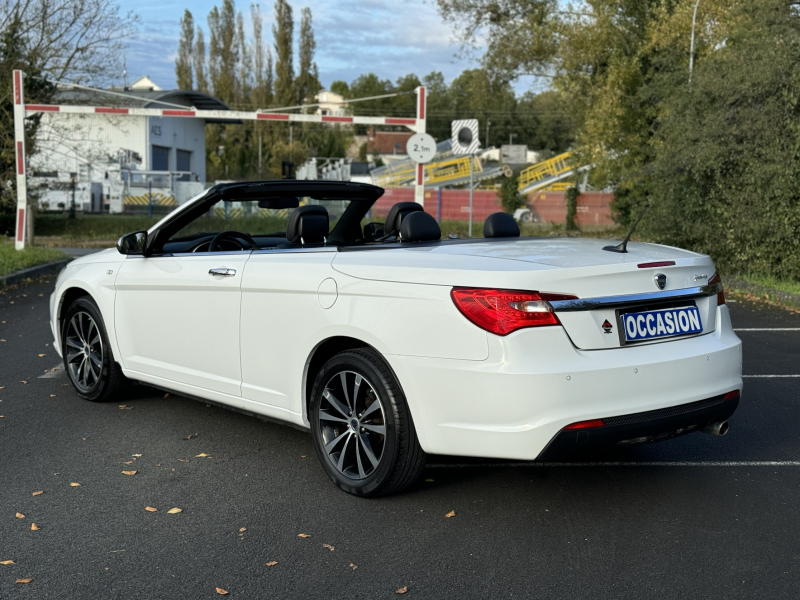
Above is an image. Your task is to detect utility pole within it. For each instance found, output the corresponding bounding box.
[509,133,517,145]
[468,155,474,238]
[485,120,491,149]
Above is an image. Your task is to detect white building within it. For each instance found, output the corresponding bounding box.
[315,90,348,118]
[29,80,236,213]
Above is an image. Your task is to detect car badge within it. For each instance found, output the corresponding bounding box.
[601,319,613,334]
[654,273,667,290]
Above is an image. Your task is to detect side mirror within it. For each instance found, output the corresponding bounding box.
[117,230,147,255]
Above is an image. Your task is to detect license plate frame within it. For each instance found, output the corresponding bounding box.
[615,300,701,346]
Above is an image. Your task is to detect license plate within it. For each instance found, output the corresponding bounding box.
[621,306,702,342]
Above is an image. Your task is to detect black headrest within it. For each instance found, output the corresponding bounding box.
[384,201,424,236]
[400,211,441,243]
[286,205,329,244]
[484,212,520,238]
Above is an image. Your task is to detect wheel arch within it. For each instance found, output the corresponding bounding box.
[302,336,406,426]
[58,285,94,332]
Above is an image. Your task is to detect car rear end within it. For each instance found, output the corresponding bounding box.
[372,240,743,461]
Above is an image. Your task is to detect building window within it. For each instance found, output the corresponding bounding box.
[176,150,191,172]
[152,145,170,171]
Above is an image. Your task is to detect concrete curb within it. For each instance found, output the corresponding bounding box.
[726,277,800,310]
[1,258,71,287]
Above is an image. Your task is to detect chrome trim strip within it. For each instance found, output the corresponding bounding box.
[550,284,721,312]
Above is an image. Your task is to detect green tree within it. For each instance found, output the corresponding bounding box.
[295,7,320,105]
[273,0,295,107]
[208,0,239,104]
[176,10,194,90]
[194,27,209,93]
[329,80,349,97]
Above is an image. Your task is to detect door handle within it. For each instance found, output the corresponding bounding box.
[209,268,236,277]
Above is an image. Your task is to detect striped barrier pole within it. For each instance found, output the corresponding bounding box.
[13,70,28,250]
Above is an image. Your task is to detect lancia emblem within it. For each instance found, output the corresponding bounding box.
[654,273,667,290]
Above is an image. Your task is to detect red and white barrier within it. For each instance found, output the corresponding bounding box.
[11,70,426,249]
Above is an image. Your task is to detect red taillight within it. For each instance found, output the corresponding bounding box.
[709,272,725,305]
[723,390,740,401]
[564,419,606,430]
[450,288,577,336]
[637,261,676,268]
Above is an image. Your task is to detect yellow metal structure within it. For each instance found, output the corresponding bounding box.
[123,193,177,206]
[518,152,573,192]
[424,156,482,185]
[373,155,483,188]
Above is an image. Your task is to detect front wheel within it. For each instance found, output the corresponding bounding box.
[309,348,425,497]
[62,296,130,403]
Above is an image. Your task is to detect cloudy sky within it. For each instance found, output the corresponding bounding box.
[125,0,532,94]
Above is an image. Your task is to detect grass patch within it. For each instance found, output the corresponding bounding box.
[0,242,70,277]
[732,273,800,296]
[34,214,162,240]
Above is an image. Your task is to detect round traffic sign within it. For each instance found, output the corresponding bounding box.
[406,133,436,164]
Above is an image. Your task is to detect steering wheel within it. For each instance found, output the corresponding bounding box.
[208,230,260,252]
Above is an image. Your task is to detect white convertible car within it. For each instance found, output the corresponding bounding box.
[50,181,743,496]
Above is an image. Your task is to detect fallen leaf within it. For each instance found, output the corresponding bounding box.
[145,506,158,512]
[118,405,132,410]
[121,471,137,476]
[396,587,408,594]
[349,563,357,570]
[216,588,229,595]
[1,560,14,565]
[15,578,33,584]
[425,479,434,482]
[195,453,210,458]
[239,527,246,533]
[30,523,39,531]
[301,455,307,458]
[322,543,334,551]
[163,393,169,398]
[32,491,43,496]
[445,510,456,518]
[122,461,134,465]
[132,454,142,457]
[186,434,192,439]
[177,459,189,463]
[50,394,56,398]
[20,380,27,384]
[297,533,310,538]
[15,512,24,518]
[70,482,80,487]
[38,353,45,357]
[266,561,278,567]
[167,508,182,514]
[156,463,161,467]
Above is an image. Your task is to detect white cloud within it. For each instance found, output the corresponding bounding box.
[121,0,532,94]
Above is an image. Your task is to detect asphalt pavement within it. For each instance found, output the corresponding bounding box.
[1,277,799,599]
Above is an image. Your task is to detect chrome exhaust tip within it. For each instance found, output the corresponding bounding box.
[702,421,729,436]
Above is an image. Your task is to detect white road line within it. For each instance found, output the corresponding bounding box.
[426,461,800,468]
[742,375,800,378]
[38,363,64,379]
[734,328,800,331]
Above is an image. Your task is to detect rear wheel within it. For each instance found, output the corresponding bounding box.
[62,296,129,403]
[310,348,425,497]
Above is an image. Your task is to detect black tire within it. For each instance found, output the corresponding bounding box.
[309,348,426,497]
[61,296,130,403]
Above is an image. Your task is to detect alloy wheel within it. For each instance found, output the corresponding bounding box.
[65,311,103,393]
[318,370,386,480]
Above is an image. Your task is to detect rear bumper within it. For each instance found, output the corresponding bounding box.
[387,305,742,460]
[537,393,740,460]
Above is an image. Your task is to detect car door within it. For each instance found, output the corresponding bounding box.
[239,247,338,411]
[114,251,251,397]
